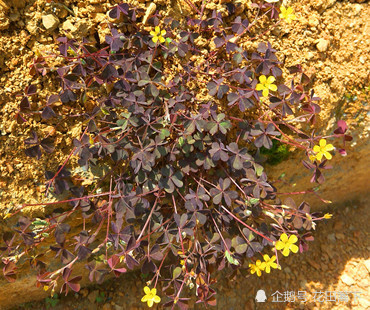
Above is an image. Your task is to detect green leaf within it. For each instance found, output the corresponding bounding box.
[235,243,248,254]
[160,128,170,140]
[100,107,110,115]
[233,53,242,64]
[219,121,231,134]
[173,266,182,279]
[32,219,48,226]
[225,250,239,266]
[178,137,185,147]
[153,61,162,70]
[117,119,128,131]
[254,163,264,176]
[138,79,150,86]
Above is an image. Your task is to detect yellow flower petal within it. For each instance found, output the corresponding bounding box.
[259,75,267,83]
[154,26,160,34]
[144,286,151,294]
[288,234,298,244]
[325,144,334,151]
[324,152,332,160]
[263,254,270,261]
[152,36,158,43]
[262,88,269,97]
[270,262,277,269]
[280,6,287,14]
[270,255,276,262]
[141,296,149,302]
[256,269,262,277]
[159,36,165,43]
[275,240,284,250]
[290,244,299,253]
[256,84,264,91]
[282,247,290,256]
[148,299,154,308]
[268,84,277,91]
[319,139,327,147]
[316,152,323,162]
[153,295,161,303]
[309,155,316,162]
[151,288,157,295]
[287,7,294,14]
[267,76,275,84]
[150,31,156,36]
[265,265,271,273]
[313,145,320,153]
[280,233,288,242]
[161,30,166,36]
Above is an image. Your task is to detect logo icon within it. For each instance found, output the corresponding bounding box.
[255,289,267,303]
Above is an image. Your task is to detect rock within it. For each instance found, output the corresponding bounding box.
[88,290,99,303]
[308,259,321,270]
[335,232,345,240]
[312,0,337,11]
[363,260,370,273]
[359,295,370,308]
[80,288,89,298]
[308,17,319,27]
[9,12,20,22]
[102,304,112,310]
[340,274,355,286]
[94,13,106,23]
[327,233,336,242]
[62,20,77,33]
[316,38,329,52]
[42,14,60,31]
[0,0,10,10]
[0,12,9,31]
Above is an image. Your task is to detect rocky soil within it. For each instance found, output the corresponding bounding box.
[0,0,369,309]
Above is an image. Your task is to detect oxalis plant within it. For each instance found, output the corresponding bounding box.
[2,1,352,308]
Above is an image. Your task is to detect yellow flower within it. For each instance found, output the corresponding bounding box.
[249,260,266,277]
[150,26,166,44]
[262,254,278,273]
[256,75,277,97]
[141,286,161,308]
[275,233,299,257]
[310,139,335,162]
[279,6,296,23]
[323,213,333,219]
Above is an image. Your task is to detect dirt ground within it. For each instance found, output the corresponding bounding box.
[0,0,369,309]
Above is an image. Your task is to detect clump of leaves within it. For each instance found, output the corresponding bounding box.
[1,1,351,309]
[260,139,290,165]
[45,294,59,309]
